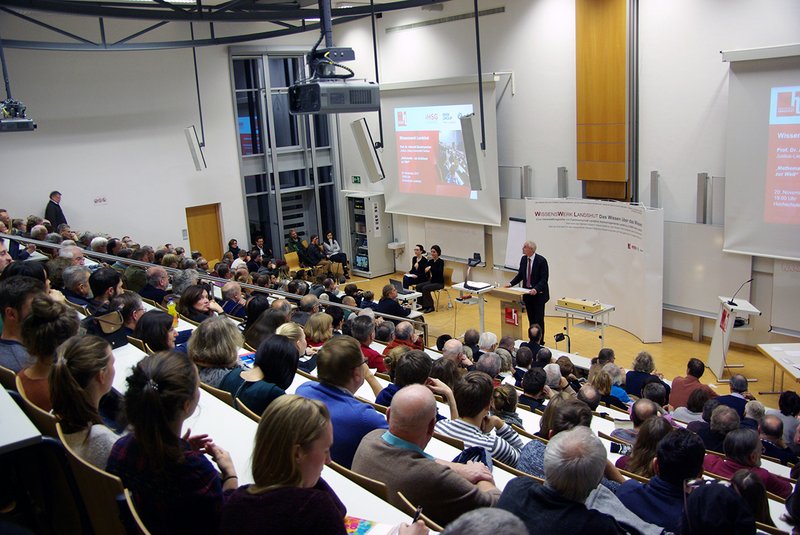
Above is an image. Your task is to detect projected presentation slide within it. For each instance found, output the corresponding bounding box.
[394,104,475,199]
[765,85,800,224]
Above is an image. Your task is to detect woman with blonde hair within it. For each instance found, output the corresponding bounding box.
[304,312,333,349]
[18,294,80,410]
[188,316,244,388]
[220,395,425,535]
[590,370,629,410]
[276,321,316,373]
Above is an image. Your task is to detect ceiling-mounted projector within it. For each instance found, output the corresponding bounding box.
[289,79,380,115]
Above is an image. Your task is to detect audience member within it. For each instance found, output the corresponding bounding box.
[616,428,706,533]
[178,285,223,324]
[188,316,244,389]
[767,391,800,445]
[760,414,799,465]
[296,336,386,468]
[741,399,765,430]
[492,384,523,428]
[495,336,516,373]
[625,351,671,403]
[435,371,524,467]
[139,266,170,304]
[590,370,628,410]
[290,294,319,326]
[716,374,751,419]
[0,276,45,371]
[87,267,123,315]
[374,321,395,344]
[50,335,118,469]
[374,284,412,321]
[351,315,386,372]
[244,308,288,350]
[703,428,792,498]
[610,399,659,444]
[107,352,239,535]
[533,347,553,369]
[682,480,756,534]
[219,335,296,416]
[134,310,184,353]
[731,469,775,527]
[577,383,601,411]
[381,321,423,354]
[429,358,461,391]
[672,389,709,424]
[353,384,501,526]
[615,416,673,477]
[463,329,480,359]
[498,427,625,534]
[602,363,631,405]
[670,357,718,408]
[697,404,740,453]
[441,338,475,373]
[123,248,150,292]
[220,281,247,319]
[441,508,525,535]
[518,324,542,354]
[62,265,92,306]
[275,321,317,373]
[509,346,532,387]
[518,368,549,411]
[686,398,721,433]
[476,352,502,384]
[18,295,80,410]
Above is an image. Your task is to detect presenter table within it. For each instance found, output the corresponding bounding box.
[757,343,800,395]
[396,290,422,310]
[452,282,494,333]
[553,303,615,350]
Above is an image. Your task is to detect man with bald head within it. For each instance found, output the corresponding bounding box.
[139,266,169,304]
[610,398,660,444]
[352,384,501,526]
[270,298,292,316]
[442,338,475,373]
[381,320,424,354]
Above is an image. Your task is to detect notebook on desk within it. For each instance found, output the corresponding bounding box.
[389,279,414,295]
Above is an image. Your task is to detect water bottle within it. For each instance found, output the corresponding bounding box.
[166,297,179,328]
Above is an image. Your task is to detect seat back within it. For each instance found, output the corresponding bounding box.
[199,381,234,407]
[284,252,301,273]
[55,423,128,535]
[125,489,153,535]
[127,336,147,352]
[443,267,454,286]
[0,364,16,390]
[396,491,444,532]
[16,374,59,437]
[235,398,261,422]
[328,461,389,501]
[433,431,464,450]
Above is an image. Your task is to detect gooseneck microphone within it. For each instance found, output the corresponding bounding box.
[727,278,753,306]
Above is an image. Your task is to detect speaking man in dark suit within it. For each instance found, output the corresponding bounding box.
[506,240,549,339]
[44,190,68,229]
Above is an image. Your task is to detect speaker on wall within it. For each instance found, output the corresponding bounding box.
[350,118,385,183]
[459,113,484,192]
[184,125,206,171]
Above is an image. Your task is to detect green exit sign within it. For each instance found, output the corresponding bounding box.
[352,175,362,184]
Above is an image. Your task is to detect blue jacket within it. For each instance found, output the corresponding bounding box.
[616,475,684,533]
[295,381,387,468]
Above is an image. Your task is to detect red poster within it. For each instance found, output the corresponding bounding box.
[504,307,518,326]
[720,308,729,333]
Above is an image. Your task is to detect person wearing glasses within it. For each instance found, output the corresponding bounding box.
[295,336,385,468]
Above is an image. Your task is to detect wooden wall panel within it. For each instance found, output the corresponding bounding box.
[576,0,628,199]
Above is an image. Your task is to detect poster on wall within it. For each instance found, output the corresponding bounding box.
[526,199,664,343]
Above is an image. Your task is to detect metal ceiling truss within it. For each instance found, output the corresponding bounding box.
[0,0,448,51]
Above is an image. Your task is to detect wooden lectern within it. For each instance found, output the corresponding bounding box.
[708,296,761,382]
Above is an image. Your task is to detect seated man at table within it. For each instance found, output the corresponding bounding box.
[139,266,170,305]
[760,414,799,465]
[434,371,524,467]
[518,368,549,411]
[616,429,706,533]
[716,374,751,419]
[703,427,792,499]
[352,384,501,527]
[381,321,424,355]
[61,265,92,307]
[497,426,625,534]
[374,284,412,323]
[295,336,386,468]
[610,399,660,445]
[697,405,740,454]
[670,357,718,409]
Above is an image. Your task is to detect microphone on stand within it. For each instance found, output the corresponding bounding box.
[727,278,753,306]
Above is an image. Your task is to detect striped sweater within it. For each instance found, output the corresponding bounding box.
[435,418,524,467]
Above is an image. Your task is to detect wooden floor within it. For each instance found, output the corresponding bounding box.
[350,272,791,409]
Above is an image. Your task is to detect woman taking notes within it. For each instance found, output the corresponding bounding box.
[415,245,444,314]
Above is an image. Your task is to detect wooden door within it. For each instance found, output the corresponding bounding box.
[185,204,223,264]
